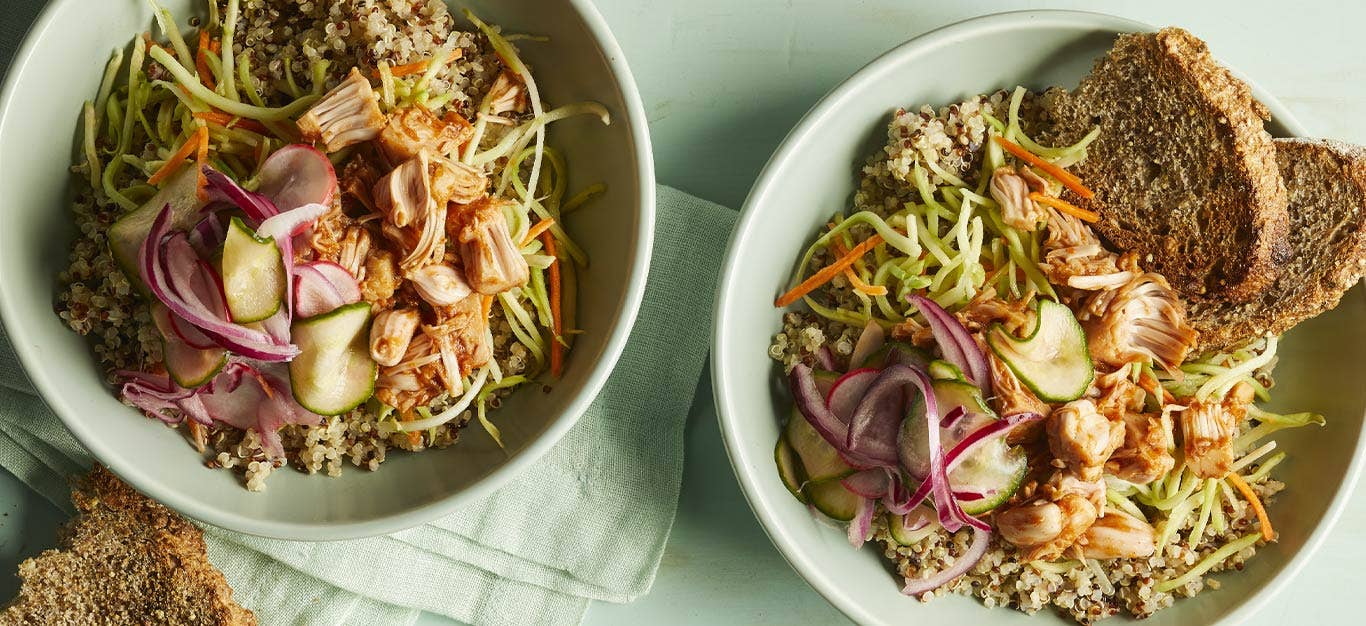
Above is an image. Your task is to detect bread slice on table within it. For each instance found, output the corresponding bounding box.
[1039,26,1290,304]
[1185,138,1366,350]
[1,465,256,626]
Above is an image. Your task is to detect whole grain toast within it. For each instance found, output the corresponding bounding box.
[1039,27,1290,304]
[1186,138,1366,350]
[0,466,255,626]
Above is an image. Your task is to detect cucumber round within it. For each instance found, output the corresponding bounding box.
[150,304,225,389]
[900,379,1025,514]
[221,217,286,323]
[775,435,807,503]
[108,167,205,291]
[928,359,965,381]
[886,511,941,546]
[986,298,1093,402]
[785,406,854,483]
[807,479,861,521]
[288,302,377,415]
[859,341,932,370]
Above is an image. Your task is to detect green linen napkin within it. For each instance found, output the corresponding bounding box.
[0,186,738,626]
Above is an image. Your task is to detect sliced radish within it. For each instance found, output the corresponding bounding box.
[824,368,879,418]
[257,144,337,212]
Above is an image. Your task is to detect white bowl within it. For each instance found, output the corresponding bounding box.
[712,10,1366,625]
[0,0,653,540]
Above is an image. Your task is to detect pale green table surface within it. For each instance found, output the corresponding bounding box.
[2,1,1364,624]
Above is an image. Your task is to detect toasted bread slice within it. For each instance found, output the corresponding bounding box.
[1186,138,1366,350]
[1,466,255,626]
[1039,27,1289,304]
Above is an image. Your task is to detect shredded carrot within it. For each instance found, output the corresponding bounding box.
[1227,473,1274,541]
[194,125,209,200]
[542,231,564,378]
[147,126,208,186]
[193,110,269,135]
[196,31,217,91]
[400,411,421,446]
[776,234,884,308]
[1029,192,1100,224]
[480,294,493,320]
[829,239,888,297]
[521,217,556,247]
[993,136,1094,200]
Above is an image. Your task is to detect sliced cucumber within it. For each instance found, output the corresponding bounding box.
[807,478,861,521]
[928,359,965,381]
[109,166,205,290]
[859,341,932,370]
[900,379,1025,514]
[150,303,225,388]
[902,380,996,478]
[786,406,854,483]
[775,435,807,503]
[886,511,941,546]
[221,217,286,323]
[986,298,1094,402]
[954,442,1027,515]
[289,302,377,415]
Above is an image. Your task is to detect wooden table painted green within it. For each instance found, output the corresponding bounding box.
[1,1,1363,624]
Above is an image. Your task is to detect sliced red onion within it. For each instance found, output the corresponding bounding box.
[940,405,967,429]
[256,144,337,212]
[882,474,916,515]
[953,490,986,501]
[944,411,1043,475]
[897,508,933,533]
[789,364,882,470]
[901,526,991,596]
[815,346,837,371]
[848,321,886,371]
[881,363,983,533]
[844,369,905,463]
[908,295,991,394]
[139,205,298,361]
[841,467,893,499]
[294,265,350,319]
[202,166,278,221]
[302,261,362,303]
[847,496,876,548]
[256,201,329,322]
[187,214,225,256]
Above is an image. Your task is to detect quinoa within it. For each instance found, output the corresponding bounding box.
[57,0,539,491]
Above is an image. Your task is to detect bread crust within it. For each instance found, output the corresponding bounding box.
[0,466,256,626]
[1187,138,1366,350]
[1043,27,1290,304]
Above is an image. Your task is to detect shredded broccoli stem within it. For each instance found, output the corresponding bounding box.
[1004,86,1101,161]
[1139,467,1203,510]
[94,49,125,132]
[104,97,123,149]
[1233,406,1323,451]
[1197,335,1278,401]
[149,46,317,121]
[377,61,396,111]
[527,269,553,328]
[394,369,489,432]
[207,0,219,27]
[1155,533,1261,593]
[1242,452,1286,484]
[1029,560,1080,574]
[103,37,147,211]
[219,0,240,100]
[499,293,545,366]
[81,102,103,195]
[147,0,194,74]
[309,57,331,96]
[1107,489,1147,522]
[1189,478,1220,548]
[1155,488,1203,553]
[281,56,303,98]
[413,48,453,95]
[473,374,529,447]
[473,102,611,167]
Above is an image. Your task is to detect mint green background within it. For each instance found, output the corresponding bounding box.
[2,1,1363,624]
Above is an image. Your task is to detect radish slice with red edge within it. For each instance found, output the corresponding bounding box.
[167,307,218,350]
[908,295,991,394]
[825,368,878,416]
[256,144,337,212]
[294,265,351,318]
[840,468,892,499]
[848,321,885,372]
[789,364,882,470]
[844,368,904,462]
[943,411,1042,475]
[901,526,990,596]
[302,261,363,303]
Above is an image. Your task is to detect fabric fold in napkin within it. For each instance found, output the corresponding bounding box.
[0,185,738,626]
